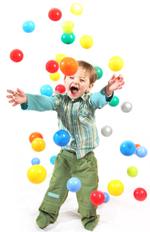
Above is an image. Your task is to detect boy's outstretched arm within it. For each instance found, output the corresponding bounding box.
[6,88,27,107]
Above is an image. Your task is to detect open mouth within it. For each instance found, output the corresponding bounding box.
[70,86,79,95]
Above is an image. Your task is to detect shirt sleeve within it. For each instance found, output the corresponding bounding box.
[89,86,114,109]
[20,94,56,111]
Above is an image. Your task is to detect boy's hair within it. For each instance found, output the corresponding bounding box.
[77,60,97,84]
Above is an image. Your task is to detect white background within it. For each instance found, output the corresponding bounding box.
[1,0,150,231]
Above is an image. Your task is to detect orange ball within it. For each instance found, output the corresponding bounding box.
[60,57,78,76]
[29,132,43,143]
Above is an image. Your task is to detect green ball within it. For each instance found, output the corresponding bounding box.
[94,66,103,80]
[61,32,75,44]
[127,166,138,177]
[109,96,119,107]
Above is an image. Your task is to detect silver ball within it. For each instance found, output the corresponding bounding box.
[121,102,132,113]
[101,125,113,137]
[52,91,60,96]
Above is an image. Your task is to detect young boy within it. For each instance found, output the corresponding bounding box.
[6,60,125,231]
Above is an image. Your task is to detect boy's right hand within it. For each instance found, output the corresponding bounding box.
[6,88,27,107]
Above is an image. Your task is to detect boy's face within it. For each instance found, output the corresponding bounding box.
[64,67,94,99]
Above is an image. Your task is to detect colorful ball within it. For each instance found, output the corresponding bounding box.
[70,3,83,15]
[50,155,57,165]
[62,21,74,34]
[45,60,59,73]
[31,157,40,165]
[31,138,46,152]
[107,180,124,196]
[40,85,53,97]
[55,84,66,93]
[109,96,119,107]
[60,57,78,76]
[48,8,62,21]
[55,54,66,63]
[133,188,147,201]
[108,56,124,71]
[67,177,81,192]
[27,165,47,184]
[80,35,93,49]
[103,192,110,203]
[136,146,147,158]
[61,32,75,44]
[101,125,112,137]
[49,72,60,81]
[120,140,136,156]
[10,49,24,62]
[53,130,70,146]
[29,132,43,143]
[22,20,35,33]
[94,66,103,79]
[90,190,105,206]
[127,166,138,177]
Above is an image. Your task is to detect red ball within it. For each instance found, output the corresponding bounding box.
[46,60,59,73]
[48,8,62,21]
[133,188,147,201]
[10,49,24,62]
[60,57,78,76]
[90,190,105,206]
[55,84,66,94]
[29,132,43,143]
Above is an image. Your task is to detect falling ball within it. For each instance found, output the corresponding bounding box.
[136,146,147,158]
[108,56,124,71]
[60,57,78,76]
[70,3,83,15]
[29,132,43,143]
[50,155,57,165]
[103,192,110,203]
[49,72,60,81]
[53,130,70,146]
[45,60,59,73]
[121,102,132,113]
[27,165,47,184]
[80,35,93,49]
[31,157,40,165]
[90,190,105,205]
[101,125,113,137]
[55,84,66,93]
[40,85,53,97]
[22,20,35,33]
[10,49,24,62]
[62,21,74,34]
[127,166,138,177]
[107,179,124,196]
[61,32,75,44]
[133,188,147,201]
[109,96,119,107]
[48,8,62,21]
[94,66,103,80]
[120,140,136,156]
[67,177,81,192]
[31,138,46,152]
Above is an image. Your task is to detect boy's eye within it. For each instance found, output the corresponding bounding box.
[80,79,85,82]
[69,76,74,79]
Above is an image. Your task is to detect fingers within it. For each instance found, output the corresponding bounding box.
[12,102,19,107]
[16,88,22,93]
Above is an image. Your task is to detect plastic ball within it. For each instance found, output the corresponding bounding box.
[22,20,35,33]
[48,8,62,21]
[133,188,147,201]
[31,157,40,165]
[50,155,57,165]
[60,57,78,76]
[31,138,46,152]
[101,125,112,137]
[109,96,119,107]
[61,32,75,44]
[40,85,53,97]
[10,49,24,62]
[120,140,136,156]
[136,146,147,158]
[121,102,132,113]
[127,166,138,177]
[62,21,74,34]
[90,190,105,206]
[108,56,124,71]
[27,165,47,184]
[55,84,66,93]
[49,72,60,81]
[46,60,59,73]
[29,132,43,143]
[67,177,81,192]
[94,66,103,80]
[55,54,66,63]
[70,3,83,15]
[103,192,110,203]
[107,180,124,196]
[53,130,70,146]
[80,35,93,49]
[135,144,141,154]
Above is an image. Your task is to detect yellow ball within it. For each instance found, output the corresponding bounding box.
[80,35,93,49]
[71,3,83,15]
[62,21,74,34]
[49,72,60,81]
[55,54,66,63]
[31,138,46,152]
[27,165,47,184]
[108,56,124,71]
[107,179,124,196]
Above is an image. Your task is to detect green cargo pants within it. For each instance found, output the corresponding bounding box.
[36,149,100,231]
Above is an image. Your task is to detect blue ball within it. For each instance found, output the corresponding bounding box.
[53,130,70,146]
[50,155,57,165]
[31,157,40,165]
[120,140,136,156]
[22,20,35,33]
[67,177,81,192]
[103,192,110,203]
[40,85,53,97]
[136,146,147,158]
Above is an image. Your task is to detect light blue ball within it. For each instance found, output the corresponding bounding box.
[103,192,110,203]
[53,130,70,146]
[67,177,81,192]
[136,146,147,158]
[40,85,53,97]
[22,20,35,33]
[50,155,57,165]
[31,157,40,165]
[120,140,136,156]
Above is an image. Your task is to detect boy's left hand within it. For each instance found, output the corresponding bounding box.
[107,74,125,93]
